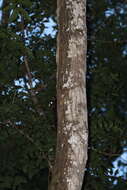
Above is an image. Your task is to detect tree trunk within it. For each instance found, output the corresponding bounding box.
[49,0,88,190]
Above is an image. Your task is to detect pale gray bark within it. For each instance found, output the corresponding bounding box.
[49,0,88,190]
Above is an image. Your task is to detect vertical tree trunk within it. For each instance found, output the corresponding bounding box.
[49,0,88,190]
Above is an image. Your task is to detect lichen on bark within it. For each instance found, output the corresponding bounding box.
[49,0,88,190]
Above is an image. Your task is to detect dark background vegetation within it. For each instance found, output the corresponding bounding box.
[0,0,127,189]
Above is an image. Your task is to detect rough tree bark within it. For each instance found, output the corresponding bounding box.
[49,0,88,190]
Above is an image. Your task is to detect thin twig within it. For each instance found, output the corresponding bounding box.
[20,14,44,117]
[24,57,44,116]
[90,147,121,157]
[87,38,127,44]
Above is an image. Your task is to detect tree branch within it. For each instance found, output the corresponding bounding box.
[24,56,45,116]
[91,147,121,157]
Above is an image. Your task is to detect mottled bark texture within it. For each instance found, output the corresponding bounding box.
[49,0,88,190]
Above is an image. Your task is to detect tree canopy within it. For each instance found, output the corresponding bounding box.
[0,0,127,189]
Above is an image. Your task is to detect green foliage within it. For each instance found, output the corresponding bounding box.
[0,0,127,190]
[0,0,56,189]
[86,0,127,189]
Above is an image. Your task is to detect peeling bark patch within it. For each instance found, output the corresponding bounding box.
[67,36,85,59]
[66,0,85,31]
[65,87,87,120]
[63,123,72,134]
[63,83,88,189]
[63,72,74,88]
[65,134,88,189]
